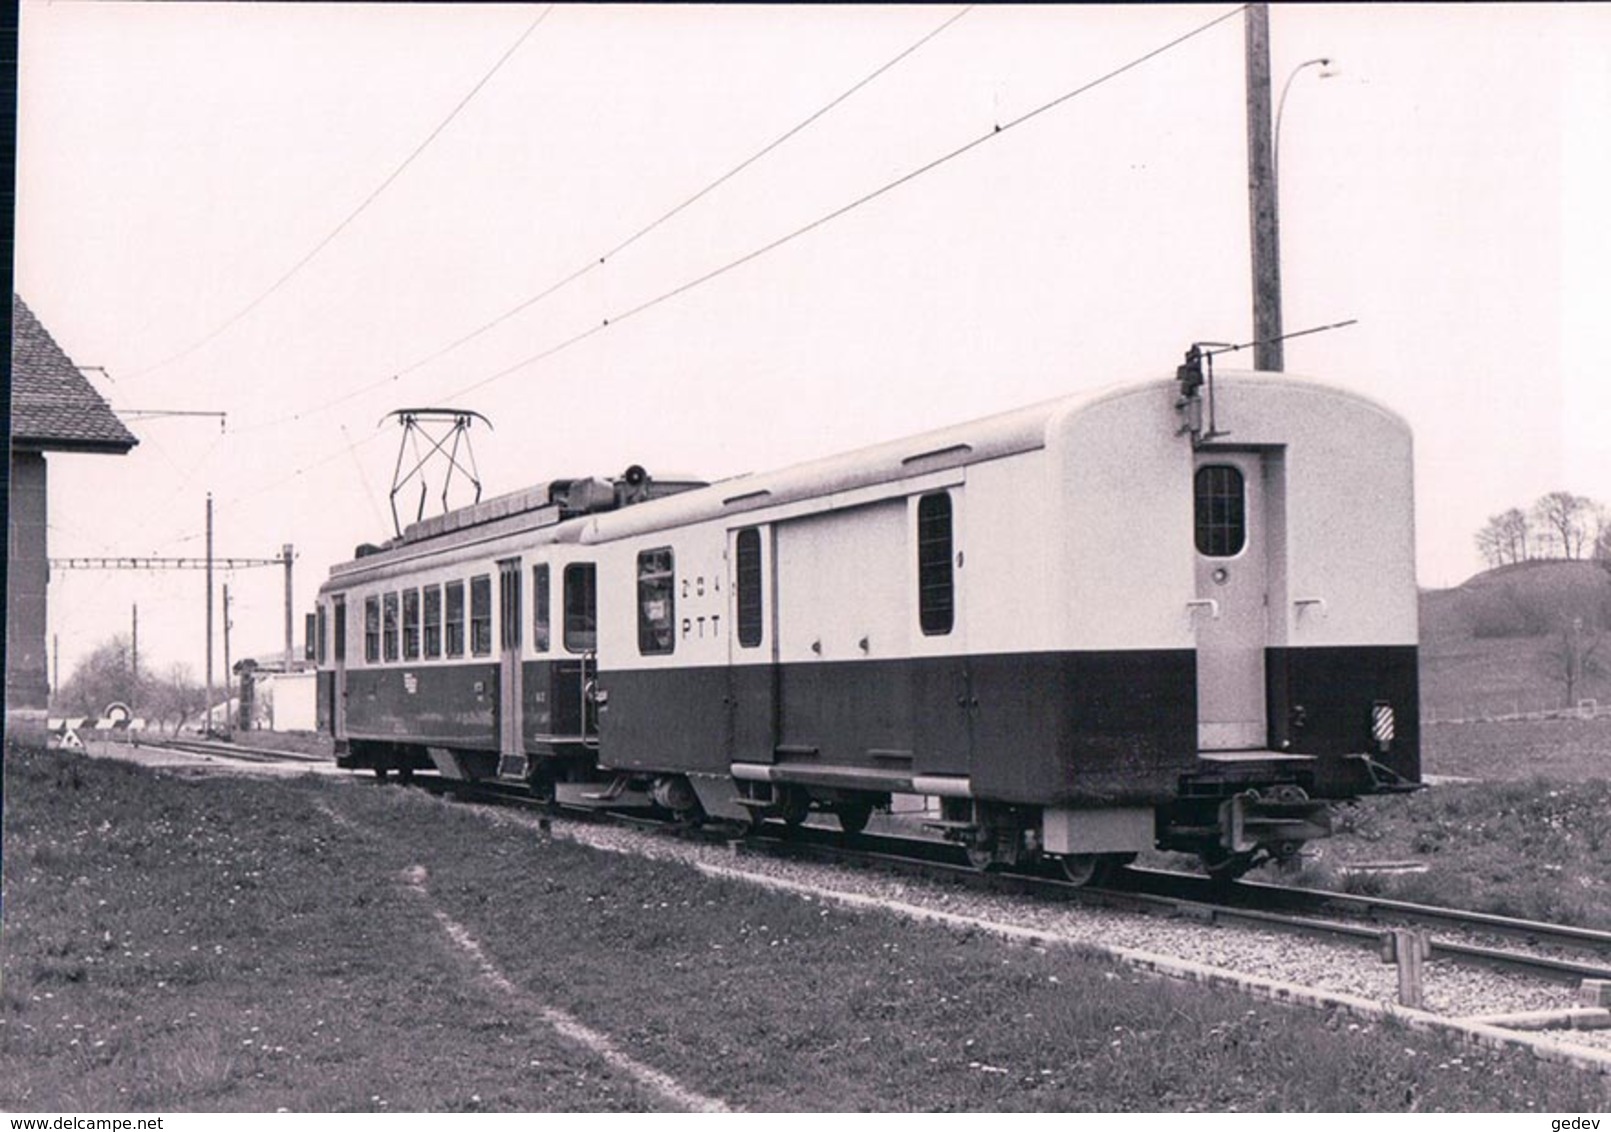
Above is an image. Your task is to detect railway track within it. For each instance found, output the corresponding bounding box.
[734,825,1611,989]
[375,771,1611,1001]
[137,735,334,766]
[1122,866,1611,972]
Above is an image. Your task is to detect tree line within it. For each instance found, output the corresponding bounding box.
[1475,491,1610,569]
[52,633,210,733]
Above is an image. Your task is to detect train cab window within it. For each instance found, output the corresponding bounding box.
[1194,465,1246,557]
[423,585,442,659]
[470,574,493,656]
[637,548,676,655]
[382,592,400,662]
[917,492,955,636]
[402,589,421,660]
[564,563,597,653]
[736,527,763,648]
[445,581,466,658]
[315,605,327,666]
[364,596,380,663]
[533,564,551,653]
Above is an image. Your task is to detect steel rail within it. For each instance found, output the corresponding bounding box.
[1120,866,1611,961]
[346,772,1611,990]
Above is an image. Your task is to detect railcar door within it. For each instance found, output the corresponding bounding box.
[497,557,525,774]
[773,500,910,767]
[331,594,348,741]
[727,524,778,762]
[555,562,599,745]
[1193,452,1269,750]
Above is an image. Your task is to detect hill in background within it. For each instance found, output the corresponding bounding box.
[1419,559,1611,721]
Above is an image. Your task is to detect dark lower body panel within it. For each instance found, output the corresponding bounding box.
[1267,644,1420,787]
[600,649,1201,807]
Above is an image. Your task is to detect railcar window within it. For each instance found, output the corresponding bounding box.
[533,564,551,653]
[470,575,493,656]
[736,528,763,648]
[364,596,380,663]
[315,605,327,666]
[423,585,442,658]
[917,492,955,635]
[382,592,400,662]
[334,599,346,663]
[445,581,465,658]
[498,562,522,653]
[564,563,597,653]
[402,589,421,660]
[637,548,676,655]
[1194,465,1246,557]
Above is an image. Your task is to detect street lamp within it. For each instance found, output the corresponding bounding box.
[1274,57,1338,188]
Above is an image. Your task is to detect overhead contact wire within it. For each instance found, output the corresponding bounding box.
[170,5,1241,529]
[446,3,1247,401]
[235,5,975,435]
[130,6,556,380]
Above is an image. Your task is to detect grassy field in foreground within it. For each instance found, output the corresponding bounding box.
[4,745,1608,1112]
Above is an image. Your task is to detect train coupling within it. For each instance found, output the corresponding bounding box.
[1218,785,1330,856]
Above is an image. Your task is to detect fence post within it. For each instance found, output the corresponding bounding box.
[1380,928,1431,1008]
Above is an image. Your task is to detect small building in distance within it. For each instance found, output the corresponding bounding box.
[8,295,138,735]
[233,655,318,733]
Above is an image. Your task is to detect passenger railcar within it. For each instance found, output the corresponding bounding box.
[315,368,1419,880]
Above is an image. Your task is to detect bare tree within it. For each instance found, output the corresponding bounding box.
[148,664,207,734]
[1533,491,1597,559]
[1474,518,1505,569]
[1543,616,1606,709]
[1475,508,1531,567]
[1499,508,1532,563]
[53,634,144,717]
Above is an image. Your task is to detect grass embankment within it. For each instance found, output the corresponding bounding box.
[1280,719,1611,926]
[5,747,1609,1112]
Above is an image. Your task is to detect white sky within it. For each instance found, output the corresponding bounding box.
[15,2,1611,685]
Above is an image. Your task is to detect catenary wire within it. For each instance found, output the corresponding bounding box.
[128,6,555,381]
[231,5,975,436]
[443,3,1247,403]
[154,4,1245,542]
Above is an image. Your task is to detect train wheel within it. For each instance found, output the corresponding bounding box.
[396,764,414,784]
[1200,847,1257,883]
[778,787,811,828]
[527,772,556,806]
[964,830,1003,871]
[836,802,873,835]
[372,765,391,782]
[1057,854,1110,887]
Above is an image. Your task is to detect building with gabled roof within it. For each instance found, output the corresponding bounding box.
[8,295,138,726]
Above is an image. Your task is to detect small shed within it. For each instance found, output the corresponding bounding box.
[234,657,318,733]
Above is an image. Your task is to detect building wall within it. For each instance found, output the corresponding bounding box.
[7,451,50,716]
[244,670,318,732]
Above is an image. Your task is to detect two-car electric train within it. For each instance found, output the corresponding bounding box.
[314,364,1419,880]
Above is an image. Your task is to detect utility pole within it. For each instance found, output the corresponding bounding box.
[223,584,233,730]
[206,493,214,736]
[51,542,291,725]
[132,605,139,712]
[283,544,294,673]
[52,633,59,703]
[1245,3,1283,372]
